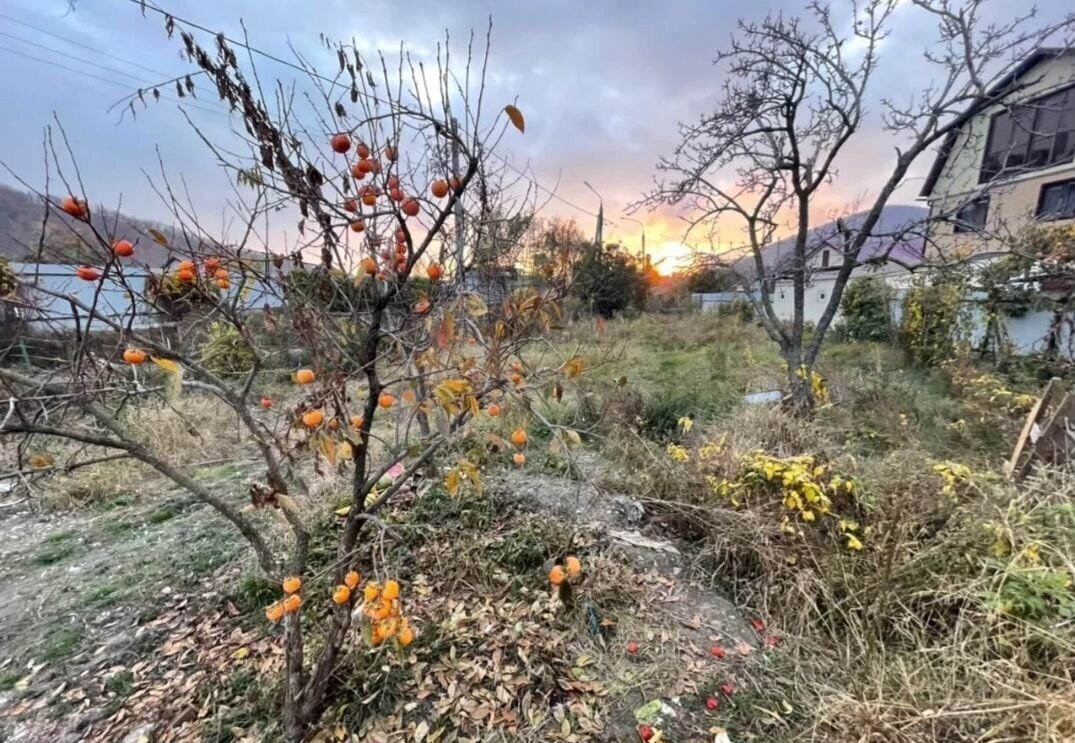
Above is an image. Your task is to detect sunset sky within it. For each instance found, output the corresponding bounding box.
[1,0,1072,272]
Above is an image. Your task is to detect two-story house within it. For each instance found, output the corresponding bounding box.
[920,48,1075,257]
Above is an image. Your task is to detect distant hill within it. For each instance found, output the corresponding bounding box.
[0,183,177,265]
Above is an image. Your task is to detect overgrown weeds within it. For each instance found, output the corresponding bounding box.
[573,314,1074,742]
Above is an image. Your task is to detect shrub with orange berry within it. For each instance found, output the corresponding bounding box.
[2,22,577,743]
[549,555,584,605]
[361,577,415,649]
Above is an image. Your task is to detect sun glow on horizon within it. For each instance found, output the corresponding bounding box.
[647,240,694,273]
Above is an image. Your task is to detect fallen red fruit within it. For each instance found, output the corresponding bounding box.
[705,696,719,711]
[638,724,654,741]
[766,635,780,647]
[710,645,725,658]
[626,641,640,655]
[720,682,734,696]
[752,618,766,632]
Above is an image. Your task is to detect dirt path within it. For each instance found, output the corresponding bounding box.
[501,463,754,647]
[494,459,762,740]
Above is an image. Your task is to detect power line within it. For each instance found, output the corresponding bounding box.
[0,11,171,78]
[0,19,235,117]
[120,0,615,224]
[0,45,231,119]
[0,30,162,86]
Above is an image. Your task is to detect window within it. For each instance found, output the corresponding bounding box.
[981,85,1075,182]
[1037,179,1075,221]
[953,196,990,233]
[820,249,830,268]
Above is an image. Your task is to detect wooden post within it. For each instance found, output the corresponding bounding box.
[1006,377,1066,481]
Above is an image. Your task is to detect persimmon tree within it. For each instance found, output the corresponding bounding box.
[0,17,574,741]
[640,0,1074,411]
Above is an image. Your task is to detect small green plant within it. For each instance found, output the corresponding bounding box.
[199,321,256,375]
[986,565,1075,621]
[148,507,177,524]
[840,277,892,342]
[900,275,968,366]
[0,670,21,691]
[34,541,75,566]
[41,625,84,662]
[715,298,753,323]
[104,670,135,696]
[484,519,565,575]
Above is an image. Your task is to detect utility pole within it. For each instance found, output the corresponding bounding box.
[451,117,466,290]
[622,215,647,268]
[584,181,603,246]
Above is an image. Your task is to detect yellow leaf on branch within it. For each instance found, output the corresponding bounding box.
[150,356,181,374]
[464,293,488,317]
[319,435,337,466]
[434,378,473,414]
[150,356,183,400]
[504,104,525,133]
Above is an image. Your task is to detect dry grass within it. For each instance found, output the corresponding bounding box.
[14,392,263,509]
[563,314,1075,742]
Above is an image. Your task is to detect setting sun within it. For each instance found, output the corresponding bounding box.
[647,241,694,273]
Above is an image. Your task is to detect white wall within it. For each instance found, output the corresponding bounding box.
[768,277,836,325]
[766,265,914,325]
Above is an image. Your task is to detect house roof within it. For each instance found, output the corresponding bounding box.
[919,47,1075,199]
[726,205,927,281]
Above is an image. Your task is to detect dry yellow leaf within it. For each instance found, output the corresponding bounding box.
[29,454,54,468]
[504,104,525,133]
[150,356,181,374]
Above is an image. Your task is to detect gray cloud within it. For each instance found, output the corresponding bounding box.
[1,0,1071,256]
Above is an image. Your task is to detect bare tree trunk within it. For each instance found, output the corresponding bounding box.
[282,615,306,742]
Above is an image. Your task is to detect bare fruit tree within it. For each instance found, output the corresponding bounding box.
[640,0,1074,410]
[0,14,578,741]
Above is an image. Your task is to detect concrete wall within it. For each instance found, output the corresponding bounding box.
[766,264,915,325]
[964,303,1075,358]
[9,263,158,332]
[693,291,757,312]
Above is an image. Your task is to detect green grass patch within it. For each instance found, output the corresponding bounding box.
[84,583,121,603]
[42,529,75,545]
[103,519,137,536]
[40,625,84,663]
[33,542,75,566]
[148,507,177,524]
[104,669,134,697]
[0,670,21,691]
[229,573,279,616]
[199,462,247,480]
[180,538,234,575]
[483,519,566,576]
